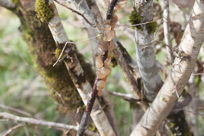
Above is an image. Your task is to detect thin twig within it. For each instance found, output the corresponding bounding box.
[163,0,174,63]
[53,42,68,67]
[47,0,116,135]
[0,112,97,136]
[77,0,120,135]
[0,0,15,9]
[54,0,94,26]
[116,18,162,28]
[193,72,204,75]
[77,79,98,136]
[106,0,119,20]
[2,124,24,136]
[0,104,31,117]
[108,91,144,103]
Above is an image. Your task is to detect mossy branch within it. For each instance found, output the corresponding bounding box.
[35,0,54,22]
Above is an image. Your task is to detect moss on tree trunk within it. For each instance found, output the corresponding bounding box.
[11,1,95,111]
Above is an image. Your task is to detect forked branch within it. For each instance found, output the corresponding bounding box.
[131,0,204,135]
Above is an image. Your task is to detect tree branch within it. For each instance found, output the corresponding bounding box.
[44,1,117,135]
[77,79,98,136]
[130,0,204,135]
[0,112,97,136]
[108,91,143,103]
[113,40,148,110]
[0,104,31,117]
[2,124,24,136]
[163,0,174,63]
[54,0,94,26]
[0,0,15,9]
[133,0,163,101]
[78,0,122,135]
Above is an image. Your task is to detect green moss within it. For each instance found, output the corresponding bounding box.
[129,9,142,30]
[129,9,157,33]
[16,10,83,111]
[12,0,20,5]
[88,123,97,132]
[146,21,157,34]
[35,0,54,22]
[54,48,61,58]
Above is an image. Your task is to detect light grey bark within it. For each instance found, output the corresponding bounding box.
[0,0,15,9]
[186,75,199,136]
[134,0,163,101]
[130,0,204,135]
[162,0,174,63]
[171,0,195,8]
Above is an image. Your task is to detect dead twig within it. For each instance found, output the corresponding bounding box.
[108,91,144,103]
[77,79,98,136]
[163,0,174,63]
[0,104,31,117]
[2,124,24,136]
[54,0,94,26]
[0,112,97,136]
[0,0,15,9]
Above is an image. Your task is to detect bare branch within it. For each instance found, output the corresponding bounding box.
[77,79,98,136]
[106,0,119,20]
[0,0,15,9]
[0,112,97,136]
[2,124,24,136]
[0,104,31,117]
[78,0,122,135]
[112,40,149,110]
[134,0,163,101]
[171,0,195,8]
[131,0,204,135]
[108,91,144,103]
[54,0,94,26]
[162,0,174,63]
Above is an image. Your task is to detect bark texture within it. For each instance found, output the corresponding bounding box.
[130,0,204,135]
[13,0,84,111]
[132,0,163,102]
[40,0,117,135]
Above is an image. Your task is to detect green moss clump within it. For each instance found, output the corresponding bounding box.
[17,10,83,110]
[129,9,157,34]
[146,21,157,34]
[35,0,54,22]
[129,9,142,30]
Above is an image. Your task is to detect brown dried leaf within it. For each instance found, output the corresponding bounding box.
[97,67,111,79]
[96,56,104,68]
[103,30,115,41]
[97,80,106,89]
